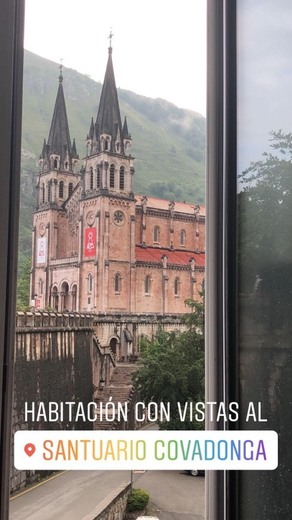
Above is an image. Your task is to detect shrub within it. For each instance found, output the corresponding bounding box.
[127,488,150,512]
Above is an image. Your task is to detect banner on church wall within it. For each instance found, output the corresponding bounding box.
[36,237,47,264]
[84,227,97,257]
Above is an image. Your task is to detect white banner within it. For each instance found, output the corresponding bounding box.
[36,237,47,264]
[14,430,278,471]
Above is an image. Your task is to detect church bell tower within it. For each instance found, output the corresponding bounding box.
[31,66,80,309]
[80,39,136,313]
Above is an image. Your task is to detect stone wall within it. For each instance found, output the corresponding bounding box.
[11,311,115,493]
[80,482,131,520]
[10,310,186,493]
[93,312,187,361]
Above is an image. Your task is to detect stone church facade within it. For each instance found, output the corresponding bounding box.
[30,45,205,320]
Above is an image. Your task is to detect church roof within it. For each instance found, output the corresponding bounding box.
[135,195,205,217]
[135,246,205,267]
[95,47,124,149]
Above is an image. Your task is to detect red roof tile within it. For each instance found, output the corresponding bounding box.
[135,195,205,217]
[136,246,205,267]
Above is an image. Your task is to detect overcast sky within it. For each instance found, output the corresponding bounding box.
[237,0,292,172]
[24,0,207,116]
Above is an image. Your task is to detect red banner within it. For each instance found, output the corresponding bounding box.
[84,227,96,257]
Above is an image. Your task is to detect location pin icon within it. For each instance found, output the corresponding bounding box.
[24,443,36,457]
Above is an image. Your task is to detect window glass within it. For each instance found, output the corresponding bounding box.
[59,180,64,199]
[153,226,160,243]
[96,167,101,188]
[119,166,125,190]
[238,1,292,516]
[110,164,115,188]
[145,275,150,294]
[90,167,94,190]
[114,273,121,293]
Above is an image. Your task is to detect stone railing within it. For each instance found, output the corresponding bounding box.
[16,310,94,331]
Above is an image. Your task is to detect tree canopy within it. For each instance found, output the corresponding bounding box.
[132,297,205,430]
[238,130,292,325]
[238,130,292,518]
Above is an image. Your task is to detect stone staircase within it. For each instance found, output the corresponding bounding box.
[94,363,138,430]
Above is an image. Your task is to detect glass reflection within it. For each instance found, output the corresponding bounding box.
[238,0,292,518]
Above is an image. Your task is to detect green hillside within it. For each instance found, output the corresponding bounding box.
[19,50,206,286]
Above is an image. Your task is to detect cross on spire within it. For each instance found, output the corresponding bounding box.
[108,29,114,48]
[59,58,63,82]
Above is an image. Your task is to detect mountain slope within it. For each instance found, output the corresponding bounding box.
[19,50,206,268]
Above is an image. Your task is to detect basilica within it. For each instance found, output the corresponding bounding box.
[30,44,205,316]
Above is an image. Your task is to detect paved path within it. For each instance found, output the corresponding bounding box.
[10,468,205,520]
[138,470,205,520]
[10,421,205,520]
[9,470,130,520]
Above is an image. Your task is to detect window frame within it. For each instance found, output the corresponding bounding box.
[0,0,25,514]
[0,1,240,517]
[206,1,238,519]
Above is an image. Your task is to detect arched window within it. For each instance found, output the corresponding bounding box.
[153,226,160,243]
[53,158,58,169]
[51,286,59,311]
[180,229,186,246]
[119,166,125,190]
[174,277,180,296]
[47,182,51,202]
[90,167,94,190]
[87,273,93,293]
[72,284,77,311]
[60,281,69,311]
[68,182,73,197]
[59,181,64,199]
[105,138,110,151]
[114,273,121,293]
[42,183,45,204]
[96,166,101,188]
[145,275,151,294]
[110,164,115,188]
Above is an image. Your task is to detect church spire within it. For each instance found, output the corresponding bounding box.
[94,44,123,153]
[39,67,78,174]
[86,41,131,156]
